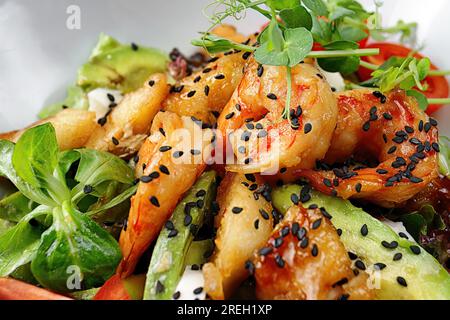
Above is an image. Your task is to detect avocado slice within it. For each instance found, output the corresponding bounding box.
[272,185,450,300]
[77,33,169,93]
[39,33,169,118]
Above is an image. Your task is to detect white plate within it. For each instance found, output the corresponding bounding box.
[0,0,449,135]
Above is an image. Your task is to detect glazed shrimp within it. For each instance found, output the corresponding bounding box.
[218,57,338,174]
[295,89,440,207]
[254,205,374,300]
[118,111,214,276]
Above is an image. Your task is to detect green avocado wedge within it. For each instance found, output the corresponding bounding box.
[272,185,450,300]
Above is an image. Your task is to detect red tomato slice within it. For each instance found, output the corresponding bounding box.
[358,42,449,114]
[0,278,71,300]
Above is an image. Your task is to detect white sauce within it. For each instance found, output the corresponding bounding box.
[315,61,346,92]
[173,266,206,300]
[382,218,415,242]
[87,88,123,120]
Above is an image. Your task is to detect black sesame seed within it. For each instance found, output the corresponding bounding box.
[112,137,119,145]
[292,222,300,235]
[257,64,264,77]
[418,120,424,132]
[337,229,343,236]
[214,74,225,80]
[259,209,270,220]
[245,260,255,275]
[312,218,322,230]
[203,67,212,73]
[409,176,423,184]
[159,146,172,152]
[297,227,307,240]
[429,118,438,126]
[397,276,407,287]
[155,280,164,293]
[311,244,319,257]
[410,245,421,255]
[275,254,285,268]
[159,165,170,175]
[193,287,203,295]
[387,146,397,154]
[362,121,371,132]
[232,207,243,214]
[393,252,403,261]
[168,229,178,238]
[83,185,93,194]
[131,42,139,51]
[204,85,210,96]
[304,123,312,134]
[267,93,277,100]
[254,219,260,230]
[360,224,368,236]
[190,149,201,156]
[355,183,362,193]
[193,76,201,83]
[348,252,358,260]
[140,176,152,183]
[320,207,332,219]
[431,142,440,152]
[392,136,404,144]
[300,237,309,248]
[383,113,393,120]
[355,260,366,270]
[148,80,155,87]
[399,232,409,239]
[374,262,387,270]
[150,196,160,207]
[187,90,196,98]
[172,291,181,300]
[173,151,184,158]
[323,178,332,187]
[405,126,414,134]
[290,193,299,205]
[377,169,388,174]
[259,247,273,256]
[242,52,251,60]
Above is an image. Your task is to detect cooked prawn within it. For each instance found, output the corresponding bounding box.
[295,89,440,207]
[0,109,96,150]
[86,73,169,158]
[218,57,338,174]
[254,205,374,300]
[118,111,214,276]
[203,172,274,300]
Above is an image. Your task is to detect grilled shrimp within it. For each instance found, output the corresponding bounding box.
[203,173,274,300]
[0,109,96,150]
[86,73,169,158]
[295,89,440,207]
[254,205,374,300]
[218,57,337,174]
[162,52,247,125]
[118,111,214,276]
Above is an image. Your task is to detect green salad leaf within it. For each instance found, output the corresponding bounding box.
[438,136,450,178]
[0,124,135,292]
[31,202,121,292]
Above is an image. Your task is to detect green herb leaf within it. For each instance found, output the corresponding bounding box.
[284,27,314,66]
[438,136,450,178]
[71,148,135,202]
[318,40,360,74]
[31,201,122,292]
[13,124,70,204]
[406,90,429,111]
[0,206,48,277]
[267,0,299,10]
[302,0,328,16]
[0,140,53,206]
[279,5,313,30]
[0,191,37,223]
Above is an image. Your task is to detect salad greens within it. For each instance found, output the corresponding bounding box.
[438,136,450,178]
[0,124,136,292]
[39,33,169,119]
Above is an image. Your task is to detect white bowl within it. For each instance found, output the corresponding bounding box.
[0,0,448,135]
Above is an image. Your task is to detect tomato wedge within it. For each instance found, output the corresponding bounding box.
[358,42,449,114]
[0,278,72,300]
[94,274,145,300]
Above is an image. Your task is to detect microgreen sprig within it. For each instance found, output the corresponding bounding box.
[193,0,381,127]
